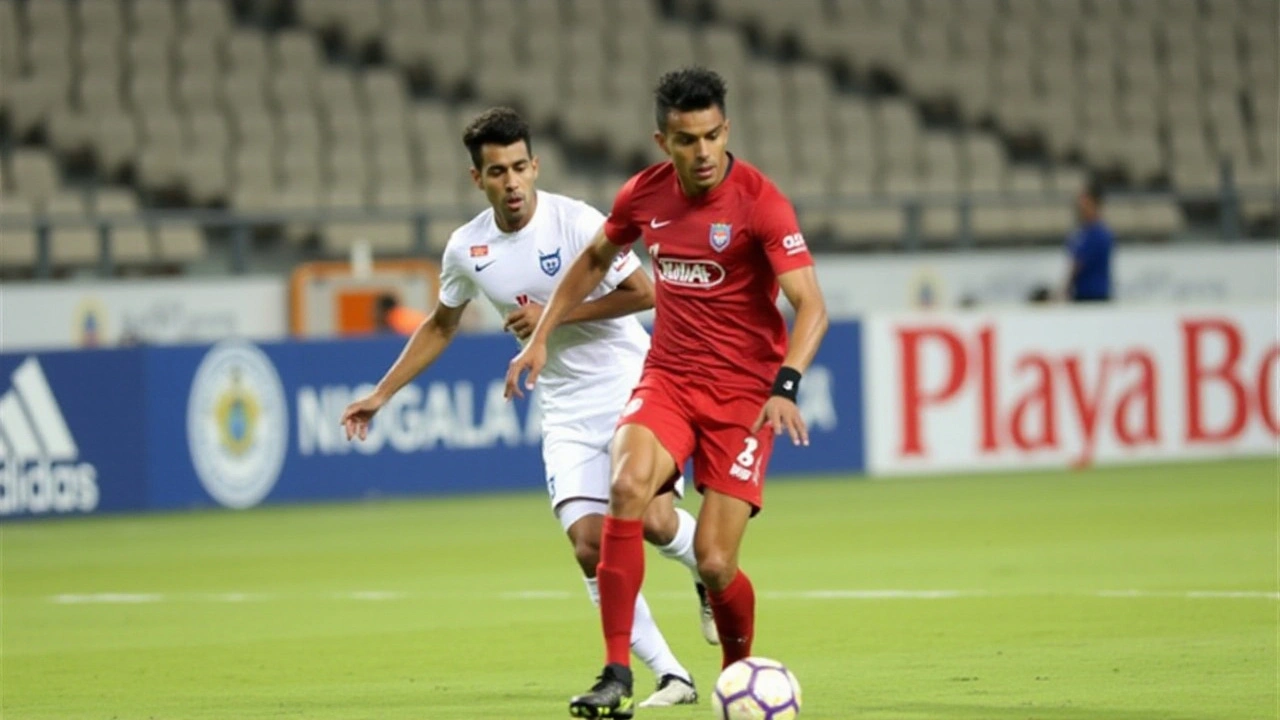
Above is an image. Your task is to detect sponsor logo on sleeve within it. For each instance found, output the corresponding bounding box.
[782,233,807,255]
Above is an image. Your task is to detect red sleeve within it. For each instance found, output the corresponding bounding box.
[752,183,814,275]
[603,174,643,247]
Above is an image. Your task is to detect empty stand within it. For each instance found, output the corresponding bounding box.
[0,0,1274,275]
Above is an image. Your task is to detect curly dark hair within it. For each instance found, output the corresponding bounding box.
[653,67,728,132]
[461,107,532,169]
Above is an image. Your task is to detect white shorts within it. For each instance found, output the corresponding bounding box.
[543,429,684,532]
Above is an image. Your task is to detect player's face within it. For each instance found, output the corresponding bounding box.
[1076,191,1097,222]
[471,141,539,232]
[655,106,730,196]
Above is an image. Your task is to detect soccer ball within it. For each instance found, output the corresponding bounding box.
[711,657,802,719]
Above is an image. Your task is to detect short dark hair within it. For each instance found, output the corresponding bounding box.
[654,67,728,132]
[462,107,532,169]
[1083,178,1105,204]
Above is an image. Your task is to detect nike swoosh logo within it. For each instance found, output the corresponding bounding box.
[475,260,497,272]
[650,218,672,229]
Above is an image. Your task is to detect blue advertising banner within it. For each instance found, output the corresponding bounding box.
[768,321,864,476]
[0,348,149,518]
[144,334,544,511]
[1,320,864,518]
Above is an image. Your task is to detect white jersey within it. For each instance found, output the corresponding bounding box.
[438,191,651,440]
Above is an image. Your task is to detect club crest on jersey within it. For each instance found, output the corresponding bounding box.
[539,248,562,276]
[709,223,732,252]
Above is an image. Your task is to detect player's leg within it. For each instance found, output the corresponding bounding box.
[643,485,697,572]
[559,503,695,706]
[690,393,776,668]
[642,490,718,645]
[695,488,756,668]
[571,380,694,719]
[596,422,680,668]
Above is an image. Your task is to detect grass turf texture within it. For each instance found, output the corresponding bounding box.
[2,458,1275,719]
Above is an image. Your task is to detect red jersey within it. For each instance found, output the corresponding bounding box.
[603,156,814,393]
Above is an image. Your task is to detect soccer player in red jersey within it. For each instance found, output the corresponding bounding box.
[504,67,828,718]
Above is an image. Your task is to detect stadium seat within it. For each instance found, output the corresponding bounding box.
[321,220,414,256]
[829,206,906,245]
[10,150,61,203]
[108,226,156,266]
[156,224,208,264]
[0,0,1268,270]
[0,226,38,271]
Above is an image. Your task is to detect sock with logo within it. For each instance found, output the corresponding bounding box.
[584,577,689,683]
[597,515,645,668]
[709,569,755,668]
[656,507,699,580]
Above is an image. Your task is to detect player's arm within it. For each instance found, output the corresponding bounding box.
[504,265,652,339]
[504,228,624,397]
[752,266,829,446]
[536,227,626,337]
[749,183,830,445]
[776,266,829,375]
[341,302,466,440]
[565,265,653,321]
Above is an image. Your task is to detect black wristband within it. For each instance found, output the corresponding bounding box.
[771,366,802,402]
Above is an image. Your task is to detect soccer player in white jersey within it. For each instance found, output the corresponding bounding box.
[340,108,705,707]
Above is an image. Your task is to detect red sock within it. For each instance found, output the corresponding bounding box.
[709,569,755,668]
[597,516,645,667]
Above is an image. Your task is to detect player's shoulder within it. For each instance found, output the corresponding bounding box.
[623,161,676,197]
[727,157,786,200]
[537,190,604,221]
[443,207,496,255]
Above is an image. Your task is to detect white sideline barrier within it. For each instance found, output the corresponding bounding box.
[2,242,1275,347]
[1,276,287,351]
[864,304,1279,475]
[817,243,1278,315]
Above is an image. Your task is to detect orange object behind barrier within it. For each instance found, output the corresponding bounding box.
[385,305,427,335]
[289,259,440,338]
[335,289,382,335]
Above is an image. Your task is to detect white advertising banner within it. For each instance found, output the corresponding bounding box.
[864,305,1279,474]
[0,276,288,351]
[817,243,1277,316]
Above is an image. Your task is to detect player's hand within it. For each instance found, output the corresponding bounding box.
[503,303,543,341]
[751,396,809,446]
[340,392,386,441]
[504,340,547,400]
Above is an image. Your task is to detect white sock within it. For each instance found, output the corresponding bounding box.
[583,577,690,683]
[656,507,700,582]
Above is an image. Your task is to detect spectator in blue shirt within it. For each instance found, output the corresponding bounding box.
[1065,181,1114,302]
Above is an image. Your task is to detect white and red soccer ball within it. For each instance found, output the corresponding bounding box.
[712,657,803,719]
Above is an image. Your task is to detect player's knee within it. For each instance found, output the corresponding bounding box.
[640,502,677,546]
[571,534,601,574]
[608,465,653,517]
[697,552,738,591]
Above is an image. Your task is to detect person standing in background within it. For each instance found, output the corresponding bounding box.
[374,293,428,335]
[1064,180,1114,302]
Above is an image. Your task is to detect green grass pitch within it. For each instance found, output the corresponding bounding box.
[2,458,1275,719]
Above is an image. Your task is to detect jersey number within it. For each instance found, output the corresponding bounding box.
[730,437,759,482]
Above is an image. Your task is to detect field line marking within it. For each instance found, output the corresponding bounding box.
[42,588,1280,604]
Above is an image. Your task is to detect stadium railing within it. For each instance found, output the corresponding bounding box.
[0,182,1274,280]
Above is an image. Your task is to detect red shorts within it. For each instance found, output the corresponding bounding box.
[617,369,774,513]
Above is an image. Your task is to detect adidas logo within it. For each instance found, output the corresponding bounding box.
[0,358,99,515]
